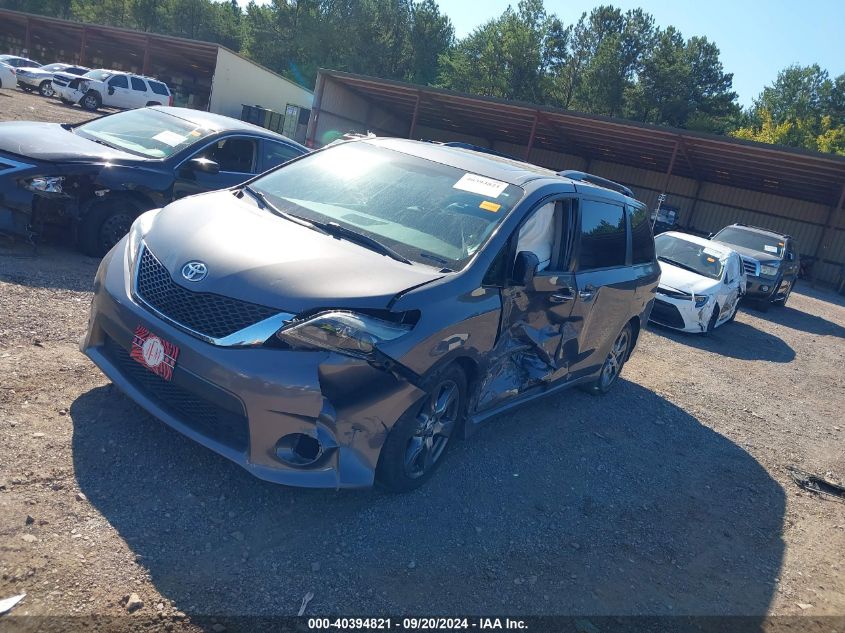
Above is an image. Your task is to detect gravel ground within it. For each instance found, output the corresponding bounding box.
[0,85,116,124]
[1,88,844,628]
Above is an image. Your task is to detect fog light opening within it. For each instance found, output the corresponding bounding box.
[761,285,770,292]
[275,433,323,466]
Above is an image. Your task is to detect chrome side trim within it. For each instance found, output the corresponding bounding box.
[131,242,294,347]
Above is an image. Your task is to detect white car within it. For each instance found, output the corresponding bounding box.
[0,62,15,90]
[16,62,89,97]
[53,68,172,111]
[649,231,746,334]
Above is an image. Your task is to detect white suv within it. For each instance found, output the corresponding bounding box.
[54,69,172,111]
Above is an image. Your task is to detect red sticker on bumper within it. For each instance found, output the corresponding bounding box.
[130,325,180,381]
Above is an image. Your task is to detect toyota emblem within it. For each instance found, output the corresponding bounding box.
[181,261,208,282]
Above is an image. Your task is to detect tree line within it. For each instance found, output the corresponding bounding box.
[2,0,842,155]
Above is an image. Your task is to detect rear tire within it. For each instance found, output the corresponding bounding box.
[376,365,466,492]
[39,80,55,97]
[78,197,145,257]
[580,322,632,395]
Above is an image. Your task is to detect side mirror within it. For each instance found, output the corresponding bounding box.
[513,251,539,286]
[187,157,220,175]
[108,86,115,95]
[786,252,795,262]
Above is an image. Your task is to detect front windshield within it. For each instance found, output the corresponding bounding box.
[83,69,113,81]
[75,109,214,158]
[250,142,524,269]
[714,227,784,257]
[655,234,725,280]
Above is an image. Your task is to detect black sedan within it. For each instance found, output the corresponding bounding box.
[0,107,307,255]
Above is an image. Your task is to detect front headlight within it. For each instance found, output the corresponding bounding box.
[276,311,412,358]
[694,294,709,308]
[24,176,64,194]
[127,209,161,270]
[760,264,780,277]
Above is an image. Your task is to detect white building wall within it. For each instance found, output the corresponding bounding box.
[209,48,313,120]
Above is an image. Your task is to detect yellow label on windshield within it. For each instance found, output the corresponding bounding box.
[706,257,716,262]
[479,201,501,212]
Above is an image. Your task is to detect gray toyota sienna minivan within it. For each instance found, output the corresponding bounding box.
[82,138,659,491]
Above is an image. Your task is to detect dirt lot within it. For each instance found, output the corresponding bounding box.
[1,88,844,629]
[0,85,114,124]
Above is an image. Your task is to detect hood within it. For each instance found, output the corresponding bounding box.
[0,122,140,163]
[711,240,777,263]
[16,66,51,78]
[142,190,445,314]
[658,261,721,296]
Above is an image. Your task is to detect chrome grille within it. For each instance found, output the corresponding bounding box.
[134,246,278,340]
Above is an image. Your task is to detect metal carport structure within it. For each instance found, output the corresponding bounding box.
[307,69,845,286]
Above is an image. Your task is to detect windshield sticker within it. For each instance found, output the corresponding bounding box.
[706,256,716,263]
[152,130,187,146]
[479,200,501,212]
[764,244,778,253]
[453,173,508,198]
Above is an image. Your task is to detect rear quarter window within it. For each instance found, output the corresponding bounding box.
[148,80,169,96]
[577,200,627,270]
[630,205,655,264]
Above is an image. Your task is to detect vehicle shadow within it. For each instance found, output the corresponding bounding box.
[762,288,845,339]
[71,379,785,618]
[647,317,795,362]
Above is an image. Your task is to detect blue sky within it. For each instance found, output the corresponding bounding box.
[438,0,845,107]
[236,0,844,107]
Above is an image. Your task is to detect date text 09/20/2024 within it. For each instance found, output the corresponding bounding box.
[307,618,528,630]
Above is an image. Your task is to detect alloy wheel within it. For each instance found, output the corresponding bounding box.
[600,328,630,389]
[404,379,459,479]
[40,81,54,97]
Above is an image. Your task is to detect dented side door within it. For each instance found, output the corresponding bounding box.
[475,199,584,412]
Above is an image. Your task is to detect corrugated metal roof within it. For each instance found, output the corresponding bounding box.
[317,69,845,208]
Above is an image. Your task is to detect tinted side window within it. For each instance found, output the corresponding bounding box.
[630,205,655,264]
[148,80,169,96]
[263,142,304,170]
[130,77,147,91]
[578,200,626,271]
[109,75,128,88]
[198,137,257,173]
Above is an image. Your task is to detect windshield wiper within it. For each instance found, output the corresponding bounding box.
[314,221,412,265]
[238,186,328,233]
[658,256,708,277]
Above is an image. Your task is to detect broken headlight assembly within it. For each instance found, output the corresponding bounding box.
[275,311,411,359]
[694,294,710,308]
[23,176,64,194]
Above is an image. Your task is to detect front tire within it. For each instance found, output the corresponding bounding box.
[39,80,55,97]
[80,91,101,111]
[376,365,466,492]
[703,304,720,335]
[581,323,632,395]
[78,197,145,257]
[773,280,793,307]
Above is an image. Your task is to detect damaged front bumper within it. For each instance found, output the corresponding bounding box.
[80,241,425,488]
[649,292,712,333]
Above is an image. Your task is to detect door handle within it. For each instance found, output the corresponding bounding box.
[579,284,596,300]
[550,293,572,304]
